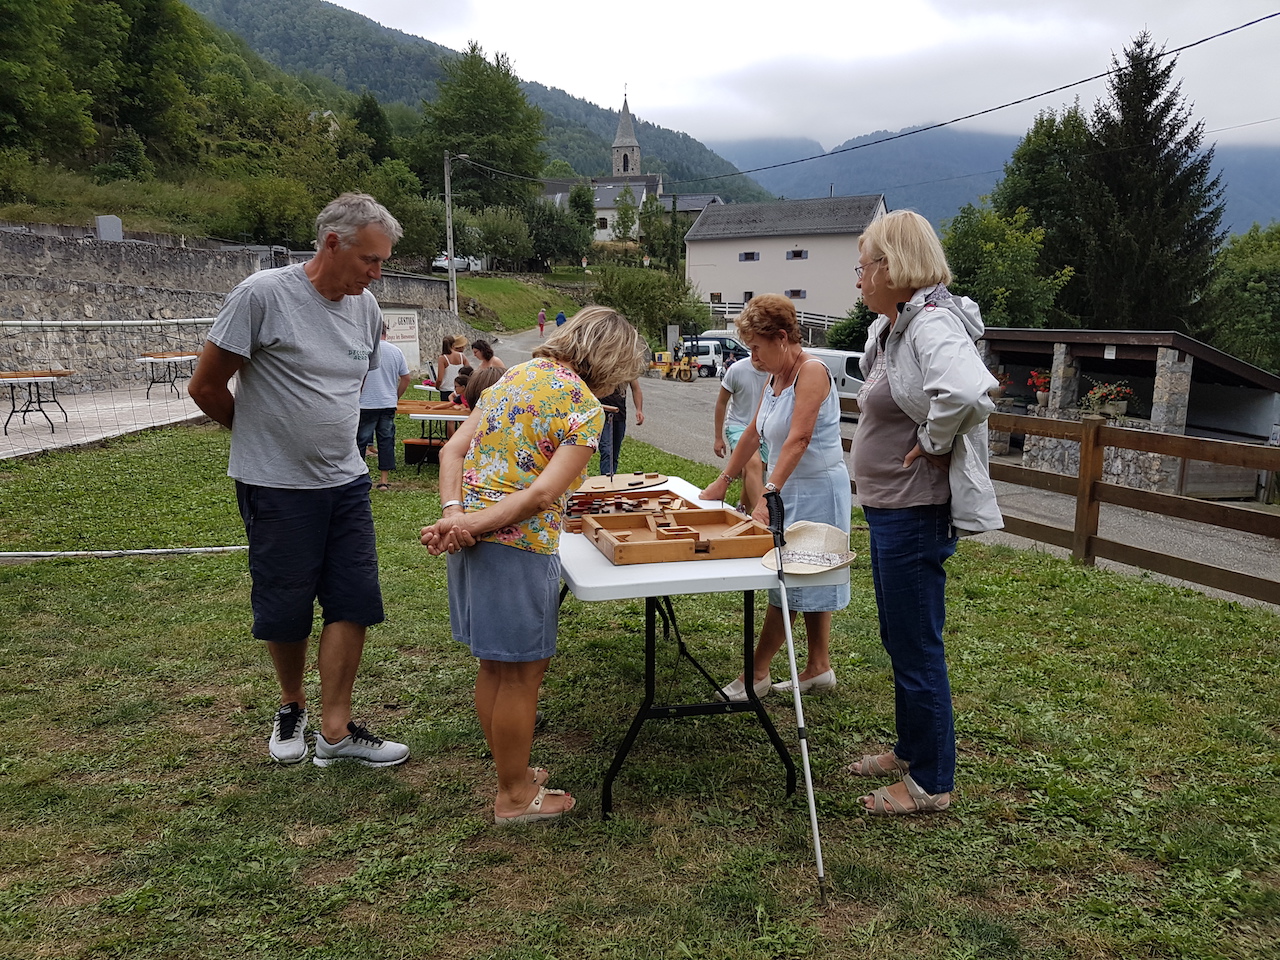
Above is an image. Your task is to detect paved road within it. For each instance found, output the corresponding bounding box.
[496,326,1280,609]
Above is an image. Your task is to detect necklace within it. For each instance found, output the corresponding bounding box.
[777,348,803,390]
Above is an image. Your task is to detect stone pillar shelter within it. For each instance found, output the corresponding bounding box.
[980,328,1280,500]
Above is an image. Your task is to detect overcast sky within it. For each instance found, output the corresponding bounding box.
[330,1,1280,151]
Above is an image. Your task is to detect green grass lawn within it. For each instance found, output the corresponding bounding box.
[0,425,1277,959]
[455,276,586,334]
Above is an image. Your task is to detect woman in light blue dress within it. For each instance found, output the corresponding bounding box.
[701,293,851,700]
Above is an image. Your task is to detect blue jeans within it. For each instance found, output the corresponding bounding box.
[357,408,397,472]
[596,409,627,475]
[864,502,958,794]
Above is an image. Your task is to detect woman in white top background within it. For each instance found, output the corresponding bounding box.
[436,335,470,401]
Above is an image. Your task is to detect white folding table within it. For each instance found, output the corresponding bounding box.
[1,373,73,435]
[557,477,850,816]
[135,352,199,399]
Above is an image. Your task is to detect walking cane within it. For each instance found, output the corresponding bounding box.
[763,490,828,906]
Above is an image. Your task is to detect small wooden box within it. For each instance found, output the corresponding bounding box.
[583,508,773,565]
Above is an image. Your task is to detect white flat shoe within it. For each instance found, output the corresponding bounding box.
[771,669,837,694]
[719,674,772,701]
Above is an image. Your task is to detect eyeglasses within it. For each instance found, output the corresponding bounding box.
[855,257,884,280]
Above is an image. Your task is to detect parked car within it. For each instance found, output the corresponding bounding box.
[805,346,865,417]
[686,330,750,365]
[679,340,726,378]
[431,255,482,272]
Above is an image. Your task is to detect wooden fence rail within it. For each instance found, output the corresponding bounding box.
[840,400,1280,604]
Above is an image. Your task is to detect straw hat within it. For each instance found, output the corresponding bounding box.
[451,335,469,350]
[760,521,856,574]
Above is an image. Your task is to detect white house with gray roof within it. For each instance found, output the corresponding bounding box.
[684,195,887,320]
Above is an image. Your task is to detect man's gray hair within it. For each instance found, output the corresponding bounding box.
[315,192,404,248]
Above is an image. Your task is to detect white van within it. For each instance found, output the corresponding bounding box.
[680,340,725,378]
[687,330,750,365]
[806,347,865,402]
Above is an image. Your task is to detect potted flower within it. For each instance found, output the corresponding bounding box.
[1080,378,1135,416]
[989,370,1011,399]
[1027,370,1051,406]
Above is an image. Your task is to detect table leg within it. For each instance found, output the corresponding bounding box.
[601,595,659,818]
[3,383,16,435]
[598,591,797,819]
[44,382,68,423]
[740,589,797,797]
[17,383,57,433]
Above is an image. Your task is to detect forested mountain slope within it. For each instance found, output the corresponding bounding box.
[182,0,773,203]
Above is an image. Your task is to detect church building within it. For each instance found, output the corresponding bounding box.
[543,97,693,244]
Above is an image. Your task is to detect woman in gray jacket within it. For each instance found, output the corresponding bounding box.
[848,210,1002,816]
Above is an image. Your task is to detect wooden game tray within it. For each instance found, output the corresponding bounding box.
[583,508,773,565]
[564,489,697,534]
[397,398,461,414]
[577,472,666,493]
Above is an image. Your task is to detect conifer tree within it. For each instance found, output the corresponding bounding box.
[991,32,1224,331]
[1080,32,1224,331]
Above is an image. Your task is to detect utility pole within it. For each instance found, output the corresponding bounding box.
[444,151,468,316]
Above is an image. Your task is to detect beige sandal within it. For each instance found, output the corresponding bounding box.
[494,786,576,825]
[848,751,909,779]
[863,775,951,816]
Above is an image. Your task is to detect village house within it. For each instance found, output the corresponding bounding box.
[683,194,887,321]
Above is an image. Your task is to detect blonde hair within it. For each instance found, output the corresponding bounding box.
[734,294,801,345]
[859,210,951,289]
[534,306,647,395]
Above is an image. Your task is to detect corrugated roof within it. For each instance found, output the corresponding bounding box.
[672,194,722,212]
[684,195,885,241]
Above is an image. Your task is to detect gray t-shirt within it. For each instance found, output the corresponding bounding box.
[209,264,382,489]
[721,359,769,428]
[359,340,409,409]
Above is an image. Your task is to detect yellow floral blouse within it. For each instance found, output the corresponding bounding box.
[462,358,603,554]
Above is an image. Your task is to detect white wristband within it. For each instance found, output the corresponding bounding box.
[441,500,463,510]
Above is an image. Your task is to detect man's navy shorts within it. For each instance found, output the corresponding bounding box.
[235,477,384,642]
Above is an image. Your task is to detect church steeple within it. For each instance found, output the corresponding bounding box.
[612,96,640,176]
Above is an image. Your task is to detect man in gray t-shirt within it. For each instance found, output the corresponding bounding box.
[189,193,410,770]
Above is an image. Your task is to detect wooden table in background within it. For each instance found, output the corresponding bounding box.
[1,369,75,435]
[135,351,199,399]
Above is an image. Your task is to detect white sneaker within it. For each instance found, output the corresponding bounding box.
[719,675,773,701]
[268,702,308,764]
[313,722,409,768]
[772,669,837,694]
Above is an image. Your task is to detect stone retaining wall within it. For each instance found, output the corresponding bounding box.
[0,231,465,391]
[1022,407,1182,493]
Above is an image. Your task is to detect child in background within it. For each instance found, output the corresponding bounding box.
[449,368,473,406]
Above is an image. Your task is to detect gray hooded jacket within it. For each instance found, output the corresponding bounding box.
[860,285,1004,534]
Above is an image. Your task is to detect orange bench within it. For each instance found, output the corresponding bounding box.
[403,436,446,470]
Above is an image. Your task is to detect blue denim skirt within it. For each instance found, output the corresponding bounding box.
[447,540,562,662]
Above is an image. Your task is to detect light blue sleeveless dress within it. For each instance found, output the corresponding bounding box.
[756,358,852,612]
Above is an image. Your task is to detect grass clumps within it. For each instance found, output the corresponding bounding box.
[0,426,1277,958]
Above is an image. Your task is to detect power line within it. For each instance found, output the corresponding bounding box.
[663,9,1280,189]
[848,115,1280,199]
[441,11,1280,196]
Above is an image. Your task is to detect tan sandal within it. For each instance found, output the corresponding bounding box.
[848,751,909,779]
[863,775,951,816]
[494,786,576,825]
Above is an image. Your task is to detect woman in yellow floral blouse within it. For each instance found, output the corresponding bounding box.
[421,307,646,824]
